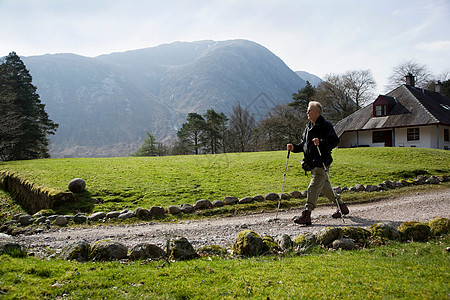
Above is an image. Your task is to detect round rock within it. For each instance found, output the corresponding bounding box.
[68,178,86,193]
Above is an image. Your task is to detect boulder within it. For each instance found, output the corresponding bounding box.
[289,191,302,198]
[238,197,254,204]
[88,212,106,222]
[54,216,68,226]
[193,199,213,210]
[301,190,308,197]
[332,238,356,250]
[0,240,25,257]
[398,221,431,242]
[168,237,198,260]
[73,213,87,224]
[293,232,316,248]
[332,186,343,195]
[197,245,227,256]
[383,180,394,189]
[149,206,165,217]
[425,176,440,184]
[118,211,135,220]
[18,214,33,226]
[129,243,167,260]
[354,184,366,192]
[180,204,194,214]
[135,208,150,219]
[211,200,224,208]
[276,234,293,251]
[90,240,128,261]
[370,222,400,240]
[341,227,371,244]
[232,230,267,257]
[264,193,279,201]
[35,216,48,225]
[168,205,181,215]
[279,193,290,200]
[315,227,343,246]
[68,178,86,193]
[365,185,379,192]
[106,211,121,219]
[262,236,280,252]
[60,240,90,262]
[253,195,265,201]
[223,196,239,205]
[428,217,450,236]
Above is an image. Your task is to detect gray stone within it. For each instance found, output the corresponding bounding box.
[90,240,128,261]
[88,212,106,222]
[180,204,195,214]
[129,243,166,260]
[13,213,26,220]
[426,176,440,184]
[332,238,356,250]
[168,205,181,215]
[354,184,366,192]
[276,234,293,251]
[193,199,213,210]
[301,190,308,197]
[106,211,121,219]
[168,237,198,260]
[279,193,290,200]
[0,240,25,257]
[211,200,224,208]
[149,206,165,217]
[55,216,68,226]
[223,196,239,205]
[365,185,379,192]
[315,227,343,246]
[135,207,150,219]
[383,180,394,188]
[18,214,33,226]
[118,211,135,220]
[253,195,265,201]
[370,222,401,240]
[68,178,86,193]
[73,213,87,224]
[35,216,48,224]
[60,240,90,262]
[238,197,254,204]
[264,193,279,201]
[289,191,302,198]
[332,186,343,194]
[48,215,58,221]
[294,232,316,248]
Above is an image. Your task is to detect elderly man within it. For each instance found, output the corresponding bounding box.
[287,101,349,225]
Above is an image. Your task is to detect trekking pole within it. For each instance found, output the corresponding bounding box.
[275,150,290,220]
[316,145,345,223]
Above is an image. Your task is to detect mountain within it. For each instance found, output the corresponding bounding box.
[295,71,322,87]
[22,39,307,157]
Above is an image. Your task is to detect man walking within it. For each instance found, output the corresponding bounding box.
[287,101,349,225]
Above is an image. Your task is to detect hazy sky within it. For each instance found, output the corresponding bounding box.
[1,0,449,94]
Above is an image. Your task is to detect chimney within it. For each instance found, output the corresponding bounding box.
[435,81,443,94]
[405,73,415,86]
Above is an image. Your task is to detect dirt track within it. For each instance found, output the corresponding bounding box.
[12,188,450,255]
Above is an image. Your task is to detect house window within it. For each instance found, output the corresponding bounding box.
[445,129,449,142]
[407,128,420,141]
[375,105,386,116]
[372,131,384,143]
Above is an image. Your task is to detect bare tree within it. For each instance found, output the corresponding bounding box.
[344,69,376,109]
[227,102,256,152]
[386,60,433,90]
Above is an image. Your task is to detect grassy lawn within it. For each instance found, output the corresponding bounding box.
[0,147,449,215]
[0,235,448,299]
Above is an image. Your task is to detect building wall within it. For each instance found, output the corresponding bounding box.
[338,124,450,149]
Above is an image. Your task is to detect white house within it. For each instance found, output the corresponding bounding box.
[334,75,450,150]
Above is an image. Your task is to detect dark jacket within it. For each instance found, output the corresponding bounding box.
[292,115,339,168]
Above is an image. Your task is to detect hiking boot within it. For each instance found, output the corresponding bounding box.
[332,202,349,218]
[293,210,312,225]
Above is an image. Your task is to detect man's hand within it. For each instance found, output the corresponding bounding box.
[286,144,294,151]
[312,138,320,146]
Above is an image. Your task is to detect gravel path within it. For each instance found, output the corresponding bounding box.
[12,188,450,254]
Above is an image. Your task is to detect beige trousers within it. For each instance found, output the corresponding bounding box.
[305,167,342,211]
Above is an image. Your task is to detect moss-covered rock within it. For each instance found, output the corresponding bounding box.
[232,230,267,256]
[0,240,26,258]
[316,227,342,246]
[293,232,316,248]
[129,243,166,260]
[370,222,401,240]
[60,240,90,262]
[342,227,371,245]
[398,221,431,242]
[168,237,199,261]
[197,245,228,256]
[90,240,128,261]
[262,236,280,252]
[428,217,450,236]
[276,234,293,251]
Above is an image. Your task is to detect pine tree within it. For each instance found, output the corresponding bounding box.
[131,132,161,156]
[0,52,58,161]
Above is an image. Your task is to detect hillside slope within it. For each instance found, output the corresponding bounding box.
[23,40,306,157]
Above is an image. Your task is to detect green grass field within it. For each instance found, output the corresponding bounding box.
[0,235,448,299]
[0,147,449,215]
